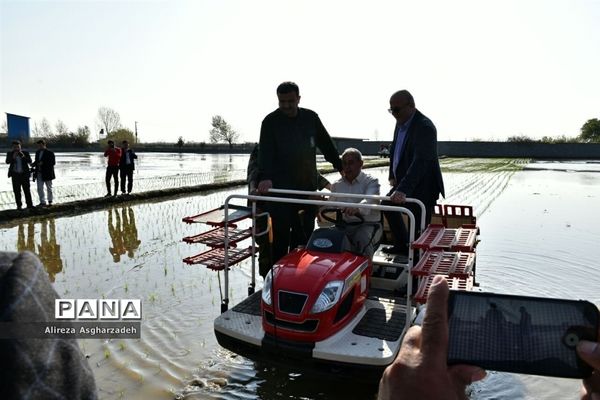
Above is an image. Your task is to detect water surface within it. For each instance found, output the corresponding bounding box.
[1,158,598,399]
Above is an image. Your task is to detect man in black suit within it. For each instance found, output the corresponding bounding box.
[32,139,56,206]
[118,140,137,195]
[383,90,444,254]
[5,140,34,210]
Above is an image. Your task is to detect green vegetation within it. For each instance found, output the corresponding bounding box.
[580,118,600,142]
[506,117,600,143]
[100,128,136,146]
[440,158,529,173]
[209,115,239,148]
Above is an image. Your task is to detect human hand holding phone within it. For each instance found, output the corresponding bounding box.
[378,276,486,400]
[576,331,600,399]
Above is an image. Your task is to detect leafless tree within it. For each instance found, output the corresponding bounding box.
[32,118,53,137]
[55,120,69,135]
[209,115,239,148]
[96,107,121,135]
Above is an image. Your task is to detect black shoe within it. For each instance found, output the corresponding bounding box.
[382,245,409,256]
[104,193,112,197]
[16,206,22,211]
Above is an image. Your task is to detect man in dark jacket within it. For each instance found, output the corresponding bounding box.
[32,139,56,206]
[5,140,34,210]
[383,90,445,255]
[257,81,342,265]
[249,143,331,277]
[118,140,137,195]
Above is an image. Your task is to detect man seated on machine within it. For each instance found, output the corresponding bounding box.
[326,148,382,259]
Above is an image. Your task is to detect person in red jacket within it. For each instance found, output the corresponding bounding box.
[103,140,122,197]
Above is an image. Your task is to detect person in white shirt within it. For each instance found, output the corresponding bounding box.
[328,148,381,259]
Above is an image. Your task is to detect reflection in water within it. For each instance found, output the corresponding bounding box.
[108,207,141,262]
[17,222,35,253]
[211,154,234,181]
[37,220,63,282]
[17,220,63,282]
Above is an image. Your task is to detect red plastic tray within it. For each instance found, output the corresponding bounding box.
[182,246,256,270]
[412,224,478,252]
[182,205,252,226]
[413,275,473,304]
[183,227,253,247]
[412,250,475,278]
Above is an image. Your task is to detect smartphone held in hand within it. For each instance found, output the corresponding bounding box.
[447,290,599,378]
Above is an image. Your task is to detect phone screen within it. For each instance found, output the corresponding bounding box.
[447,291,599,378]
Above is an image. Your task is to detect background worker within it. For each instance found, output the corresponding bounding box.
[32,139,55,207]
[104,140,121,197]
[5,140,34,210]
[119,140,137,195]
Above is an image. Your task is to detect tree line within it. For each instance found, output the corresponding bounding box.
[0,107,136,148]
[505,118,600,143]
[3,111,599,147]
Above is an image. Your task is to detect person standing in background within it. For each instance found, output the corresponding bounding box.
[5,140,34,210]
[104,140,122,197]
[32,139,56,207]
[119,140,137,195]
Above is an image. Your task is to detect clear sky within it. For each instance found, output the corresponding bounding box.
[1,0,599,144]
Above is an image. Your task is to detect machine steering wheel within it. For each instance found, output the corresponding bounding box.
[320,206,365,228]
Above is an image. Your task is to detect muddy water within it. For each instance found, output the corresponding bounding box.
[0,158,598,399]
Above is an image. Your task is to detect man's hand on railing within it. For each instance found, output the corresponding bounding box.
[390,191,407,204]
[257,180,272,194]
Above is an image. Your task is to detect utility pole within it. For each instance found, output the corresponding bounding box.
[134,121,138,143]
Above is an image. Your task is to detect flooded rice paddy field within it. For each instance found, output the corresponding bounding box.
[0,152,252,210]
[1,158,599,399]
[0,152,358,211]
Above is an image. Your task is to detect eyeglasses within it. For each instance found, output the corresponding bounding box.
[388,105,409,114]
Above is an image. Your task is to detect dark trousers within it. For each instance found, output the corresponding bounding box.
[105,166,119,195]
[383,199,434,249]
[268,203,316,265]
[119,167,134,193]
[11,173,34,208]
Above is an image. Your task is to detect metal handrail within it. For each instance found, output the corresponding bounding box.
[222,188,421,331]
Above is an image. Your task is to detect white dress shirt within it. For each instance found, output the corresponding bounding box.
[330,171,381,222]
